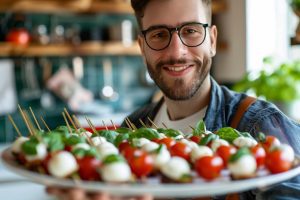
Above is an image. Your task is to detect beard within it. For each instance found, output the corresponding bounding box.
[146,57,211,101]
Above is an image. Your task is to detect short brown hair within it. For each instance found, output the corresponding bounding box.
[131,0,212,30]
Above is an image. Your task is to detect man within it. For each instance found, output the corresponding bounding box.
[48,0,300,199]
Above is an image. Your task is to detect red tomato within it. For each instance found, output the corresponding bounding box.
[121,145,139,161]
[128,150,153,178]
[157,137,176,149]
[64,145,72,152]
[216,145,237,167]
[261,135,280,152]
[77,156,101,180]
[189,135,201,144]
[118,141,131,153]
[170,142,191,161]
[250,145,266,168]
[265,149,292,174]
[17,153,27,165]
[194,155,224,180]
[41,153,53,174]
[6,28,30,45]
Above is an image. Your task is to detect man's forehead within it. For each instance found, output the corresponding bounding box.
[142,0,207,29]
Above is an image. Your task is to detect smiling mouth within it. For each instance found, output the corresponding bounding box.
[163,64,194,72]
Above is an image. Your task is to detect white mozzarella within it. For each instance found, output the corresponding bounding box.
[101,162,131,182]
[160,156,191,181]
[228,154,257,177]
[142,142,159,152]
[80,131,93,138]
[132,138,151,147]
[151,145,171,169]
[233,137,257,148]
[48,151,78,178]
[190,145,213,163]
[11,136,29,154]
[25,143,47,162]
[211,139,229,152]
[91,136,107,146]
[280,144,295,162]
[158,133,167,139]
[96,142,119,159]
[72,143,90,151]
[180,139,198,150]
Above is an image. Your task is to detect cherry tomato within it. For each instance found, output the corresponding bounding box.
[41,153,53,174]
[189,135,201,144]
[170,142,191,161]
[121,145,139,161]
[261,135,280,152]
[64,145,72,152]
[77,156,101,180]
[128,150,153,178]
[157,137,176,149]
[250,144,266,168]
[195,155,224,180]
[216,145,237,167]
[118,141,131,153]
[265,149,292,174]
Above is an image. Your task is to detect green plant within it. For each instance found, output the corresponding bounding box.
[233,58,300,102]
[291,0,300,10]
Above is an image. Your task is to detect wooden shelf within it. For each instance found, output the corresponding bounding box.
[0,0,227,14]
[291,37,300,45]
[0,41,141,57]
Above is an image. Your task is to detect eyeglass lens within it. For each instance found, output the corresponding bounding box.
[144,23,207,50]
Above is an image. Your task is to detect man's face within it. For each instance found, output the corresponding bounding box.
[138,0,217,101]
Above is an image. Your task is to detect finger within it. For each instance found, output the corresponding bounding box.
[66,188,87,200]
[138,194,153,200]
[46,186,64,196]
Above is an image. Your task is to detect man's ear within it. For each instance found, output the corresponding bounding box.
[209,25,218,57]
[138,35,145,55]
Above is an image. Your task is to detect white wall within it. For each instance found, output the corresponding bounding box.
[212,0,290,83]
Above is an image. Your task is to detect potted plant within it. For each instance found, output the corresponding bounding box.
[233,58,300,119]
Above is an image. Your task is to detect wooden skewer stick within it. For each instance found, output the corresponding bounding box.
[8,115,22,137]
[125,118,133,130]
[189,125,195,131]
[147,117,159,129]
[72,115,82,129]
[40,116,51,132]
[102,120,108,131]
[62,112,72,134]
[64,108,79,134]
[24,110,43,142]
[127,118,137,130]
[110,119,117,130]
[18,105,34,136]
[85,116,97,134]
[162,122,168,129]
[139,119,147,128]
[29,107,42,131]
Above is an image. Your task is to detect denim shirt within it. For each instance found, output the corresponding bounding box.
[123,78,300,200]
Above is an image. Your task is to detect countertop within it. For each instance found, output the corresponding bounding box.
[0,143,54,200]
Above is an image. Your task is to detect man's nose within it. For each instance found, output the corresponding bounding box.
[167,32,188,57]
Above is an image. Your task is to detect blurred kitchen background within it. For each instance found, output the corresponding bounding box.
[0,0,300,143]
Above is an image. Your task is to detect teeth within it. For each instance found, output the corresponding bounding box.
[167,66,189,72]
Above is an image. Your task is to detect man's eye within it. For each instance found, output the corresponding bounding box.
[150,31,168,39]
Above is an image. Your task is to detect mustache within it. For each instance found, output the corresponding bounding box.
[156,58,202,68]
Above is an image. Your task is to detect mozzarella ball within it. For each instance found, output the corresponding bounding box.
[190,145,213,163]
[25,143,47,162]
[101,162,131,182]
[233,137,257,148]
[161,156,191,181]
[211,139,229,152]
[48,151,78,178]
[11,136,29,154]
[91,136,107,146]
[96,142,119,160]
[228,155,257,178]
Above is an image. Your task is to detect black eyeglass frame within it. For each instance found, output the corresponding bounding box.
[141,22,210,51]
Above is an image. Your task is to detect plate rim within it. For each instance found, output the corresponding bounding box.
[2,147,300,197]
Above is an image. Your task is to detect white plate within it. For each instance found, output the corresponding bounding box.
[2,147,300,198]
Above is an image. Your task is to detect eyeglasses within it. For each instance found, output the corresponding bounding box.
[141,22,210,51]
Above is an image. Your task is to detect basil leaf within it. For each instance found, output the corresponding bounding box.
[103,154,125,165]
[43,133,64,152]
[159,129,183,138]
[199,134,219,146]
[98,130,119,143]
[114,133,129,147]
[257,132,266,142]
[239,131,255,140]
[21,140,38,155]
[72,148,86,158]
[216,127,241,143]
[229,147,251,163]
[130,128,160,140]
[116,127,131,134]
[65,135,86,146]
[193,120,207,136]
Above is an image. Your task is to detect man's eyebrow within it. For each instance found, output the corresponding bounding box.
[145,21,202,30]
